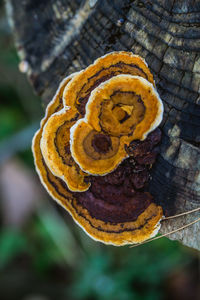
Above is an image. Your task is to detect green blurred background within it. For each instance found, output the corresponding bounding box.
[0,2,199,300]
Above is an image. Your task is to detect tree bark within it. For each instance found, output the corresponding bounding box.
[6,0,200,250]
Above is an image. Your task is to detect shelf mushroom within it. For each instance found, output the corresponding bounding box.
[70,75,163,175]
[38,51,157,192]
[32,51,164,246]
[63,51,155,116]
[40,108,90,192]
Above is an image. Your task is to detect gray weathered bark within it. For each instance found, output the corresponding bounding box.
[6,0,200,250]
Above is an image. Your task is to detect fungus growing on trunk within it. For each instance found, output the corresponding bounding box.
[40,108,90,192]
[63,51,155,115]
[32,51,164,246]
[70,75,163,175]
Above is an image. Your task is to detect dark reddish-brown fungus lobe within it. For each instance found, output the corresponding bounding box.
[75,128,162,223]
[134,150,159,165]
[127,128,161,165]
[91,134,112,154]
[77,190,152,223]
[127,128,162,157]
[131,169,149,189]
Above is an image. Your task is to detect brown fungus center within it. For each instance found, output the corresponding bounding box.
[91,133,112,154]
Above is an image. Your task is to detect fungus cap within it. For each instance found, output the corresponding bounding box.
[40,108,90,192]
[63,51,155,115]
[70,119,127,175]
[32,52,164,246]
[70,75,163,175]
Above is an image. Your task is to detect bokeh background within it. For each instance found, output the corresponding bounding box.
[0,2,199,300]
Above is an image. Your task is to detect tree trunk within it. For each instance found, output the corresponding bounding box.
[6,0,200,250]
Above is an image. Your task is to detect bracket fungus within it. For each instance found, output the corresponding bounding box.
[70,75,163,175]
[32,51,164,246]
[63,51,155,115]
[40,108,90,192]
